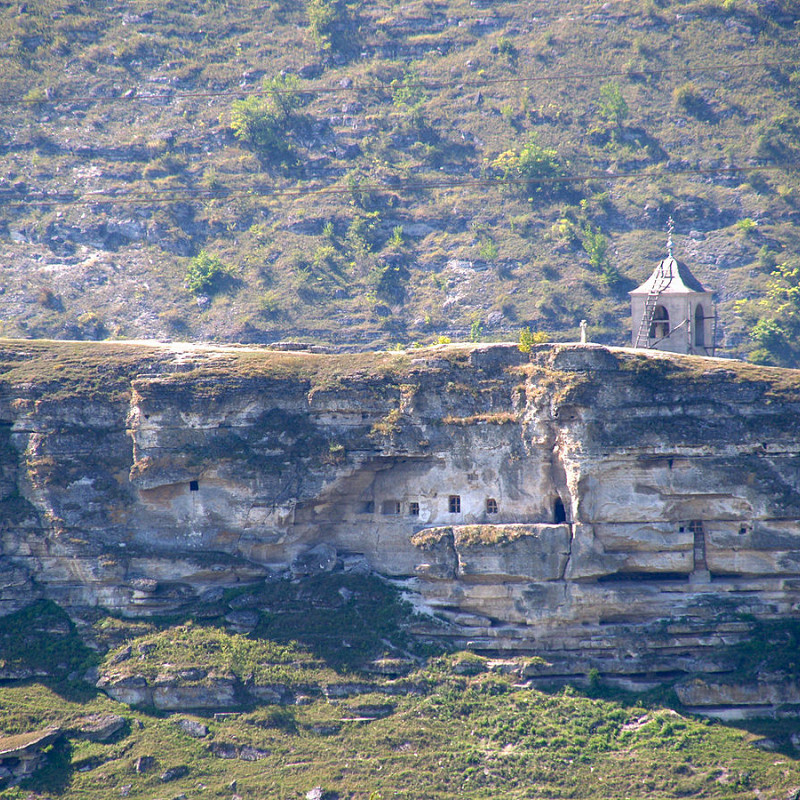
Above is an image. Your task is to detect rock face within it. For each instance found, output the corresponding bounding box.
[3,339,800,699]
[0,728,62,786]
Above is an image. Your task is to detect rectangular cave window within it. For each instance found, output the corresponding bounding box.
[449,495,461,514]
[688,519,704,535]
[363,501,374,514]
[486,498,498,514]
[189,480,199,492]
[382,500,402,515]
[409,501,420,517]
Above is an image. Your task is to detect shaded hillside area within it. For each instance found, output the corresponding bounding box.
[0,0,799,359]
[3,584,800,800]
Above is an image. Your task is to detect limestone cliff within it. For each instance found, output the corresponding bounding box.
[2,338,800,711]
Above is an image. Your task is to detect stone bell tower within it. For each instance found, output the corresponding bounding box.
[629,220,715,355]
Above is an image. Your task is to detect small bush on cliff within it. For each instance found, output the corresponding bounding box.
[597,81,629,129]
[184,250,232,295]
[518,326,548,352]
[229,74,305,163]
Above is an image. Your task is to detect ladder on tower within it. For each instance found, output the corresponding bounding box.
[634,262,673,349]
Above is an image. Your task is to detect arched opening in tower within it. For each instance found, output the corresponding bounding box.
[694,304,705,347]
[650,305,670,339]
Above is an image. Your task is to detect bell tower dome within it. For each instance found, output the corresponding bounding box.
[629,219,715,355]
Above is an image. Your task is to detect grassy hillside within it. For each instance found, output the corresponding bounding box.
[3,583,800,800]
[0,0,799,356]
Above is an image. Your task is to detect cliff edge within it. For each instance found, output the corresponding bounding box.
[2,338,800,714]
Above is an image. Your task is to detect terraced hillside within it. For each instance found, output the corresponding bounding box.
[0,0,799,357]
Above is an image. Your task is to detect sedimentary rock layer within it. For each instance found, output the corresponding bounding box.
[2,338,800,696]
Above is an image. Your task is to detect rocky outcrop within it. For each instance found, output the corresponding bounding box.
[3,339,800,711]
[0,728,62,786]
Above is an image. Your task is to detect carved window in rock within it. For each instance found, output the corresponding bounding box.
[688,519,704,535]
[649,305,670,340]
[694,304,705,347]
[189,480,199,492]
[408,501,420,517]
[486,498,498,514]
[449,495,461,514]
[382,500,402,515]
[553,497,566,524]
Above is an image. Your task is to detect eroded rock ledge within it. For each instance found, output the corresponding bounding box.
[2,338,800,712]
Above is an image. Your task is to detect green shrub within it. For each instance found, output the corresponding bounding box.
[0,600,98,688]
[258,290,282,317]
[368,261,408,302]
[23,86,47,105]
[518,327,548,352]
[307,0,338,50]
[229,74,304,162]
[450,651,488,675]
[735,217,758,236]
[753,112,800,160]
[597,81,629,128]
[672,82,709,117]
[185,250,231,294]
[497,36,518,61]
[391,70,426,110]
[312,244,339,270]
[388,225,404,248]
[581,225,608,270]
[488,134,563,198]
[347,212,381,253]
[478,238,498,262]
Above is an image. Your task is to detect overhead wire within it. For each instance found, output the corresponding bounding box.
[0,57,792,106]
[1,161,795,209]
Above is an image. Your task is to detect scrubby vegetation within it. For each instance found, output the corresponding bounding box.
[2,576,800,799]
[0,0,798,357]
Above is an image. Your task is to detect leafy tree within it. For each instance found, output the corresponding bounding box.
[489,134,562,197]
[347,212,381,254]
[598,81,629,129]
[185,250,231,294]
[307,0,337,49]
[388,226,404,248]
[470,318,484,342]
[747,262,800,366]
[368,261,408,303]
[581,225,608,270]
[306,0,355,52]
[518,327,548,352]
[230,74,304,162]
[391,71,425,110]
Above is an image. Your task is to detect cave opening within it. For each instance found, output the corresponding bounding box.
[553,497,566,524]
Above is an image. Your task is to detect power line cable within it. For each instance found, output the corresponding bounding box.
[1,161,794,209]
[1,57,792,107]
